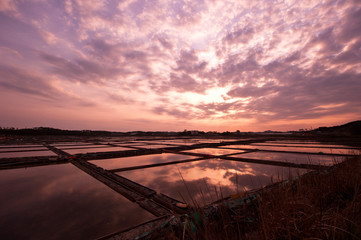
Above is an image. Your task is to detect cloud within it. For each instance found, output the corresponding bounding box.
[64,0,73,15]
[107,93,136,104]
[227,83,280,98]
[86,38,117,57]
[0,46,23,58]
[39,52,127,83]
[224,26,254,45]
[306,27,342,56]
[174,49,207,73]
[155,35,173,50]
[338,5,361,42]
[0,65,56,99]
[1,0,361,130]
[38,29,58,45]
[0,0,19,16]
[152,105,193,119]
[334,40,361,65]
[76,0,107,11]
[168,0,205,26]
[169,73,201,93]
[0,64,98,109]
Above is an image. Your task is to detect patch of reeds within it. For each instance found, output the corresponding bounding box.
[258,156,361,240]
[147,156,361,240]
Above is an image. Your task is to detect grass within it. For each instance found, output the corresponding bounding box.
[257,156,361,240]
[147,156,361,240]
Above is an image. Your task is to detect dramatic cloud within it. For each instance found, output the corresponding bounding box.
[0,0,360,131]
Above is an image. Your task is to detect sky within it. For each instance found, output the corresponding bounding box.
[0,0,360,132]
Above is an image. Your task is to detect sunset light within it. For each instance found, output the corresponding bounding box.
[1,0,360,131]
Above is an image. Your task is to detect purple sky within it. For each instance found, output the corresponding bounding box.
[0,0,360,132]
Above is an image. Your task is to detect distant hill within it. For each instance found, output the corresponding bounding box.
[312,120,361,136]
[0,127,116,136]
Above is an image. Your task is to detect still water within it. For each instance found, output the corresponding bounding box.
[180,147,245,155]
[119,159,309,206]
[62,146,135,155]
[233,151,343,165]
[0,150,57,158]
[0,140,354,239]
[90,153,196,170]
[0,164,154,240]
[222,144,357,155]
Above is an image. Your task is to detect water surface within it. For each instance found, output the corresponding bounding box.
[0,164,154,240]
[90,153,196,170]
[181,148,246,156]
[221,145,357,155]
[63,146,134,155]
[0,151,57,158]
[119,159,308,206]
[233,152,343,165]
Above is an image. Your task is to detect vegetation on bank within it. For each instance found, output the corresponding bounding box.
[1,120,361,137]
[148,156,361,240]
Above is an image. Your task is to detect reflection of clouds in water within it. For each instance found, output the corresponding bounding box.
[121,159,308,205]
[226,166,305,190]
[91,153,195,169]
[0,164,153,240]
[234,152,341,165]
[194,160,254,175]
[181,147,245,155]
[199,160,304,190]
[150,175,234,206]
[0,150,57,158]
[254,142,355,150]
[229,145,356,155]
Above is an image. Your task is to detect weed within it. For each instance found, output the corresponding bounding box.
[147,156,361,240]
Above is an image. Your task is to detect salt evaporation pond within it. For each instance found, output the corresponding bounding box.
[0,164,154,240]
[119,159,309,206]
[221,144,357,155]
[180,147,246,155]
[63,146,134,155]
[90,153,196,170]
[0,150,57,158]
[1,139,357,239]
[233,152,344,165]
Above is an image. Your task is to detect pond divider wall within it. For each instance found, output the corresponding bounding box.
[1,137,360,227]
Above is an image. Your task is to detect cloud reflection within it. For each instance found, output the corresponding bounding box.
[119,159,308,205]
[0,164,154,240]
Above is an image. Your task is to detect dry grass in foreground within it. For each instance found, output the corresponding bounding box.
[148,156,361,240]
